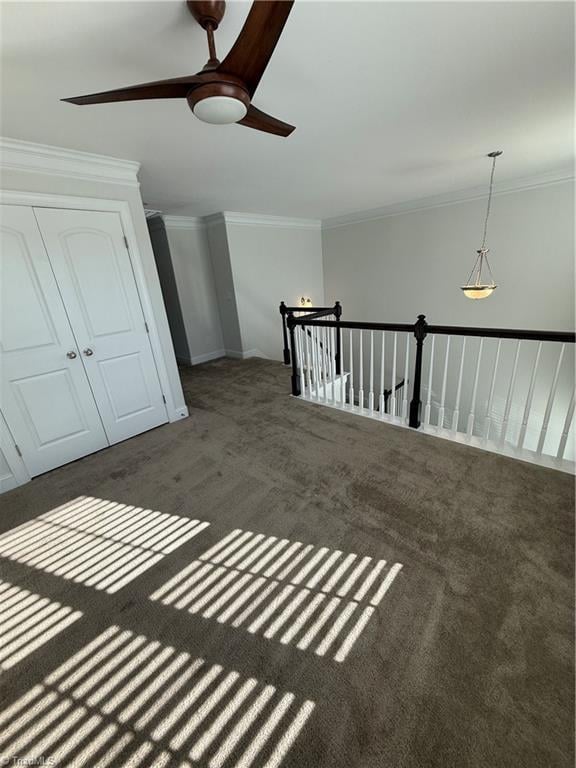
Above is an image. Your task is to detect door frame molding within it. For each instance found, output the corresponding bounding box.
[1,190,188,490]
[0,412,31,492]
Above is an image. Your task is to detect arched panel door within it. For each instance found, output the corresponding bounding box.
[0,205,108,476]
[34,208,168,445]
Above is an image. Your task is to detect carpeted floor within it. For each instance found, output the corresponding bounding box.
[0,358,573,768]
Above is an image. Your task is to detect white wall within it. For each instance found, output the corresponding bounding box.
[205,216,243,356]
[164,220,224,364]
[322,179,575,459]
[164,214,325,362]
[322,179,574,330]
[225,218,324,360]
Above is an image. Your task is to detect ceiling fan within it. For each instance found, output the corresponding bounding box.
[62,0,295,137]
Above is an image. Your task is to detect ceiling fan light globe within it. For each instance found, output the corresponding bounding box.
[193,95,248,124]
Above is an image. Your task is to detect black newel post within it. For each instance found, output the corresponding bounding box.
[279,301,291,365]
[334,300,342,375]
[287,312,301,396]
[409,314,428,429]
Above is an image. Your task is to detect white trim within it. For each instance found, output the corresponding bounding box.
[322,167,575,229]
[0,189,182,427]
[222,212,321,230]
[177,349,226,365]
[241,348,268,359]
[192,349,225,364]
[204,212,226,229]
[0,137,140,187]
[297,397,575,475]
[224,348,266,360]
[163,215,205,231]
[0,412,31,492]
[166,211,321,231]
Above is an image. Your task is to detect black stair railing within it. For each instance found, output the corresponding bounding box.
[279,301,342,372]
[285,313,576,430]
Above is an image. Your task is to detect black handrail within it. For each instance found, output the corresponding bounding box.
[290,318,575,344]
[285,312,575,428]
[279,301,342,370]
[281,306,336,313]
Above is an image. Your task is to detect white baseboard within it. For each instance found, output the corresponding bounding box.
[169,405,189,422]
[225,349,268,360]
[177,350,226,366]
[191,349,226,365]
[242,348,268,359]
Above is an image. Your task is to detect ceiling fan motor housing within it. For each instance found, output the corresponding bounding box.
[187,0,226,30]
[187,82,250,124]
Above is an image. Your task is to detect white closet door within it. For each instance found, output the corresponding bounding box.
[34,208,168,444]
[0,205,108,476]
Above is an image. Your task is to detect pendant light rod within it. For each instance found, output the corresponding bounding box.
[480,150,503,251]
[460,150,503,299]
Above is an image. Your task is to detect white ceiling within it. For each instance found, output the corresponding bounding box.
[1,1,573,219]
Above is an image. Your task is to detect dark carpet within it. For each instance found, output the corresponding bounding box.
[0,358,573,768]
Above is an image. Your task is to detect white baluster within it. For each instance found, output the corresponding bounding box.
[368,331,374,413]
[536,344,565,455]
[390,332,398,418]
[304,325,313,400]
[452,337,467,433]
[313,326,320,399]
[500,340,521,445]
[424,335,435,426]
[358,330,364,412]
[331,328,337,405]
[379,332,385,417]
[557,391,575,460]
[402,333,410,421]
[339,327,345,408]
[517,341,541,449]
[295,326,304,398]
[348,329,354,409]
[304,326,310,397]
[322,326,328,403]
[483,339,501,440]
[437,336,451,429]
[325,324,331,399]
[466,338,484,437]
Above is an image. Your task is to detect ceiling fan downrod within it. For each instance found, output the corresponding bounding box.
[187,0,226,70]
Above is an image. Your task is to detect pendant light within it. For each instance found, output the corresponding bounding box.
[461,150,502,299]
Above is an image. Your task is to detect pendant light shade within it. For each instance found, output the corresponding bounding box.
[461,151,502,299]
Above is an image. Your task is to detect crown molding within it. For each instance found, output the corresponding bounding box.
[0,137,141,187]
[203,212,226,229]
[163,214,205,230]
[222,211,321,230]
[322,167,575,230]
[163,211,321,231]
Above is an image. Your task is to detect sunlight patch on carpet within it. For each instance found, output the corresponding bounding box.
[150,528,403,662]
[0,625,314,768]
[0,496,209,593]
[0,579,82,674]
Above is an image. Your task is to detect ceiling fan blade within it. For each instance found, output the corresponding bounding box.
[238,105,295,137]
[62,75,203,105]
[219,0,294,96]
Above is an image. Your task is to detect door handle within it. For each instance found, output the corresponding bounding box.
[83,348,94,357]
[66,351,77,359]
